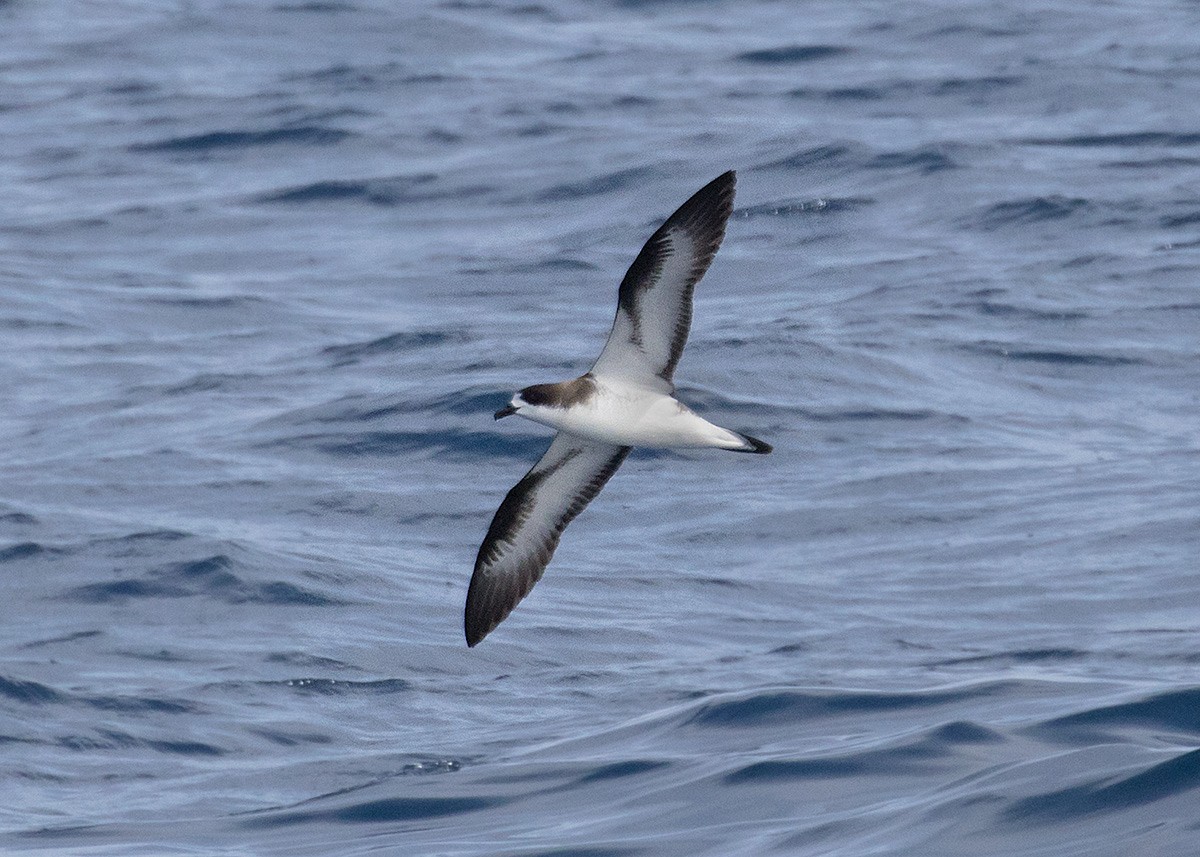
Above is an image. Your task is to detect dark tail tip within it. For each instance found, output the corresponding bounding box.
[733,432,772,454]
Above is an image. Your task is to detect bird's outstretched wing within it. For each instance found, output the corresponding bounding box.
[589,171,736,391]
[465,433,630,646]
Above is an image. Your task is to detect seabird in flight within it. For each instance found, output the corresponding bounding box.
[465,171,770,647]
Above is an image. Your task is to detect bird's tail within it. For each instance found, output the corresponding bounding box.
[728,431,772,454]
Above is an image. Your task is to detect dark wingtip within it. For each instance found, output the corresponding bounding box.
[665,171,737,235]
[464,612,490,647]
[694,170,737,213]
[711,170,737,201]
[464,594,496,647]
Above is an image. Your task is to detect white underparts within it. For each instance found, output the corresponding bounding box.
[514,376,752,450]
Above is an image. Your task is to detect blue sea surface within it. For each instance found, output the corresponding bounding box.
[2,0,1199,854]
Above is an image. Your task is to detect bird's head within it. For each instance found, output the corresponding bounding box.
[495,380,586,422]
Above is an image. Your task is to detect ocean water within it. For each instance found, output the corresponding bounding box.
[2,0,1199,854]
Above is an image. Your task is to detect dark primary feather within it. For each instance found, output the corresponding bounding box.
[464,436,630,647]
[593,170,736,386]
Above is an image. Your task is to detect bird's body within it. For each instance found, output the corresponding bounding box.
[465,171,770,647]
[510,372,763,452]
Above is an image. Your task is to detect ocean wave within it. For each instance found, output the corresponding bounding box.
[60,554,347,606]
[977,196,1093,227]
[322,330,469,366]
[130,125,354,153]
[960,342,1144,366]
[734,45,850,64]
[257,174,447,206]
[1022,131,1200,148]
[685,683,1010,728]
[532,166,661,203]
[267,428,550,461]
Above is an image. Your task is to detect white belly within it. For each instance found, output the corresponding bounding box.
[521,382,746,450]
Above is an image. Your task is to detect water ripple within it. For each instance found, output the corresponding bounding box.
[60,555,346,606]
[977,196,1093,227]
[1004,748,1200,822]
[686,684,1010,728]
[242,795,508,828]
[130,125,354,153]
[734,45,850,64]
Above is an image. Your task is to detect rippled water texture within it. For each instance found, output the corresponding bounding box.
[2,0,1199,854]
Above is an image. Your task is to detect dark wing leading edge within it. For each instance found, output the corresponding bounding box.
[589,171,736,391]
[465,433,630,647]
